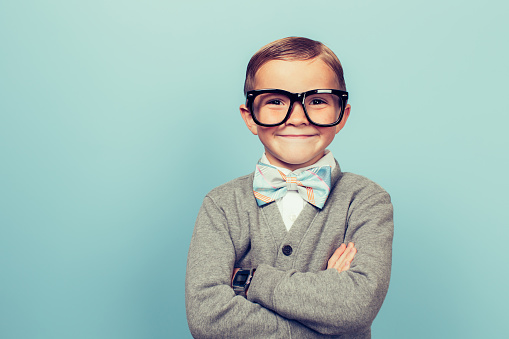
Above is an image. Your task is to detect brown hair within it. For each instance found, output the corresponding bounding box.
[243,37,346,95]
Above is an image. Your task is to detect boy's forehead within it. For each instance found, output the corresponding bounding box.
[253,58,340,92]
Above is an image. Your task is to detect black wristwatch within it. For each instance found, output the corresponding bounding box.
[232,268,255,297]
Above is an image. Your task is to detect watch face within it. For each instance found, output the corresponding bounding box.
[233,272,249,286]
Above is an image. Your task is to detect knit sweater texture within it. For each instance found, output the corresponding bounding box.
[186,162,394,338]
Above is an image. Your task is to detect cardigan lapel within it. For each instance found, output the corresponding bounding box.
[260,202,288,247]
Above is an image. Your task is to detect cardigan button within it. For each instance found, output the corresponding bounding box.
[282,245,293,256]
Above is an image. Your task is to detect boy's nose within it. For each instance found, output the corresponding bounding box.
[286,102,309,126]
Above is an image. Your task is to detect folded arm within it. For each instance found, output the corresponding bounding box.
[246,191,394,335]
[186,190,393,337]
[232,242,357,297]
[186,196,286,338]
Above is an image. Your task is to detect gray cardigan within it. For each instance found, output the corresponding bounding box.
[186,162,393,338]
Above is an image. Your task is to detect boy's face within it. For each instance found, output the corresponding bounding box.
[240,58,351,171]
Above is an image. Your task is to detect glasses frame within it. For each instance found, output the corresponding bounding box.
[246,88,349,127]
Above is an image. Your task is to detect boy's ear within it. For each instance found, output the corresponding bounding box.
[240,104,258,135]
[335,104,351,134]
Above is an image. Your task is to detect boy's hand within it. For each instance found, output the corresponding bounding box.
[327,242,357,273]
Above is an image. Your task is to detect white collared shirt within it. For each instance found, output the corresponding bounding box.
[259,150,336,231]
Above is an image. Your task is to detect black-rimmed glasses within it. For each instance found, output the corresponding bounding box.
[246,89,348,127]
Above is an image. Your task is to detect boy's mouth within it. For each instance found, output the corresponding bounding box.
[278,134,317,138]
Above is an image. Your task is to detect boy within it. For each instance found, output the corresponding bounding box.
[185,37,393,338]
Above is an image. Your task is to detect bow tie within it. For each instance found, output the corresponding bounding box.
[253,162,332,209]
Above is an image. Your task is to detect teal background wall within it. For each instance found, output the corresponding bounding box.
[1,0,507,338]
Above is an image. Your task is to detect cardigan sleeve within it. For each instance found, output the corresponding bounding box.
[186,196,293,338]
[246,191,394,336]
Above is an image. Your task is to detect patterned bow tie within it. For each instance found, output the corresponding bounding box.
[253,162,332,209]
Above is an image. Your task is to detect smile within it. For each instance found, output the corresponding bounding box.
[278,134,317,139]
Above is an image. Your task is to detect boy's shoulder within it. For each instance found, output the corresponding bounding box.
[335,171,391,201]
[205,172,255,203]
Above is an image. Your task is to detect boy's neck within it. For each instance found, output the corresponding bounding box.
[262,150,334,173]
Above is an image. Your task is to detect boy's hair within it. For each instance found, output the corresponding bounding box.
[244,37,346,95]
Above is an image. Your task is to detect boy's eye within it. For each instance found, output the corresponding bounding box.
[266,99,285,105]
[309,98,328,105]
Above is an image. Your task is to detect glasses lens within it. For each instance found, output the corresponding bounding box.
[252,92,291,125]
[304,93,343,125]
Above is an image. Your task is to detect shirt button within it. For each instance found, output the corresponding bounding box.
[282,245,293,256]
[289,215,297,223]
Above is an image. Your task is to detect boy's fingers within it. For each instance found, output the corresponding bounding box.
[327,243,346,269]
[334,243,356,272]
[342,247,357,268]
[337,242,354,264]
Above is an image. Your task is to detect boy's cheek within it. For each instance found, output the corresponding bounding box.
[256,126,276,138]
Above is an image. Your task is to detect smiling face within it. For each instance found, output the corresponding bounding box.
[240,58,351,171]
